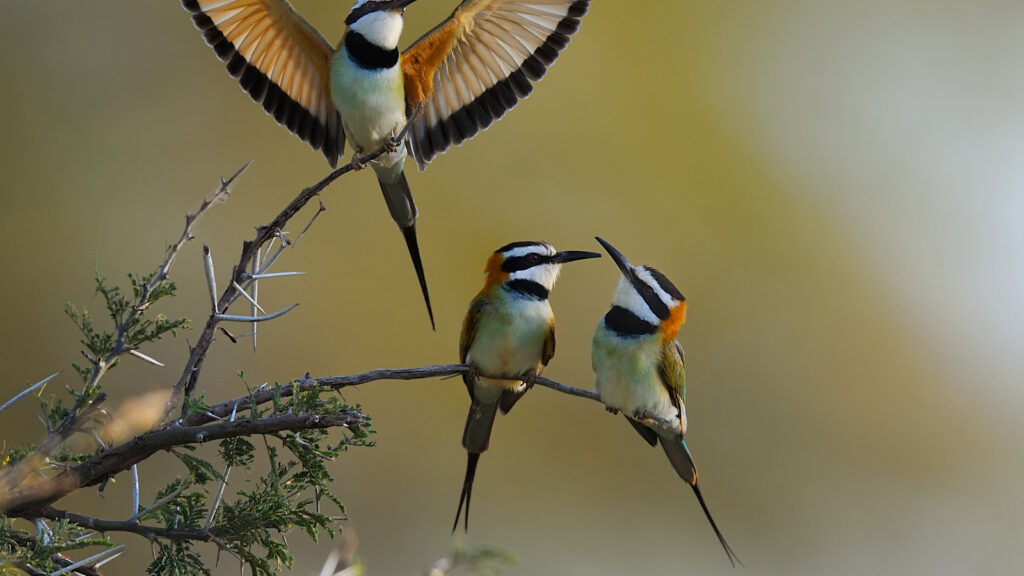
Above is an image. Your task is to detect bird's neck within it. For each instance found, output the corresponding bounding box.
[347,11,403,52]
[344,31,400,70]
[603,305,658,337]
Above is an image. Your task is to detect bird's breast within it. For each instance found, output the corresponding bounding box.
[466,301,552,383]
[592,328,680,430]
[330,49,407,153]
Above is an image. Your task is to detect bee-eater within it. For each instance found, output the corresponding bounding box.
[181,0,591,328]
[591,237,741,567]
[455,240,600,530]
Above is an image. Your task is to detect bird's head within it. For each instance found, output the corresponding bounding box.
[596,237,687,340]
[345,0,419,48]
[483,241,601,300]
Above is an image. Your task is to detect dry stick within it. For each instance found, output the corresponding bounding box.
[0,411,366,515]
[163,110,422,422]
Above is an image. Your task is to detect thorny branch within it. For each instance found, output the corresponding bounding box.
[0,164,241,498]
[0,412,366,515]
[4,533,105,576]
[164,112,424,422]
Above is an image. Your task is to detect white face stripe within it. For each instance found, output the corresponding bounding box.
[349,10,404,49]
[635,266,678,310]
[610,274,661,325]
[502,243,555,260]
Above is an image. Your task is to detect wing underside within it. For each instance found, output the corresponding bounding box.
[402,0,591,170]
[182,0,345,166]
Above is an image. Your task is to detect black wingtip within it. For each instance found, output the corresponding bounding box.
[452,452,480,533]
[690,482,743,568]
[400,224,435,331]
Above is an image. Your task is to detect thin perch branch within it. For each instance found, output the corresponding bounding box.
[185,364,670,428]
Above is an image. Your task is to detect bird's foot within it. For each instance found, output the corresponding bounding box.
[350,149,367,170]
[384,127,403,153]
[521,372,537,391]
[605,406,620,415]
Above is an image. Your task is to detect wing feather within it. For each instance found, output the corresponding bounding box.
[182,0,345,166]
[657,341,688,434]
[402,0,590,170]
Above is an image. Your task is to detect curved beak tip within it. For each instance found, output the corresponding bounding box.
[595,236,633,275]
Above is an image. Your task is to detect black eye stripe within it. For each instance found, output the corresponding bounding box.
[501,254,552,273]
[645,267,685,302]
[642,289,670,320]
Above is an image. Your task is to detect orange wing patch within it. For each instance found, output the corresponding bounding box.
[401,0,591,170]
[182,0,345,166]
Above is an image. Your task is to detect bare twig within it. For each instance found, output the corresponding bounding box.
[185,364,671,428]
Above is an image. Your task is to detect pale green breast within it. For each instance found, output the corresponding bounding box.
[329,48,407,150]
[592,326,681,431]
[466,295,553,382]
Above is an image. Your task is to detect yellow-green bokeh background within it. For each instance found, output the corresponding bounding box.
[2,1,1023,574]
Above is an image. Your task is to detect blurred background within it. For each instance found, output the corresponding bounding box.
[2,0,1023,574]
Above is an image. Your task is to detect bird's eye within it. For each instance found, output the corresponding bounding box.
[529,253,540,262]
[642,285,655,295]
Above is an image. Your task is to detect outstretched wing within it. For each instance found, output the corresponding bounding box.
[182,0,345,166]
[401,0,590,170]
[657,340,687,433]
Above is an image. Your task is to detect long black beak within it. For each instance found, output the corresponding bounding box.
[552,250,601,264]
[595,237,633,276]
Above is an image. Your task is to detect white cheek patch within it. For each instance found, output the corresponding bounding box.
[351,11,404,49]
[610,275,660,325]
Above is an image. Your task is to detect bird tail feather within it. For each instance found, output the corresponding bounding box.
[660,434,743,567]
[377,170,434,329]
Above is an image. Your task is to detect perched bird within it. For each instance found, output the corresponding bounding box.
[455,240,600,530]
[591,237,741,567]
[181,0,592,328]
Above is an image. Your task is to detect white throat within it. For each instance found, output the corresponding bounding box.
[610,276,660,325]
[510,263,562,292]
[349,11,404,49]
